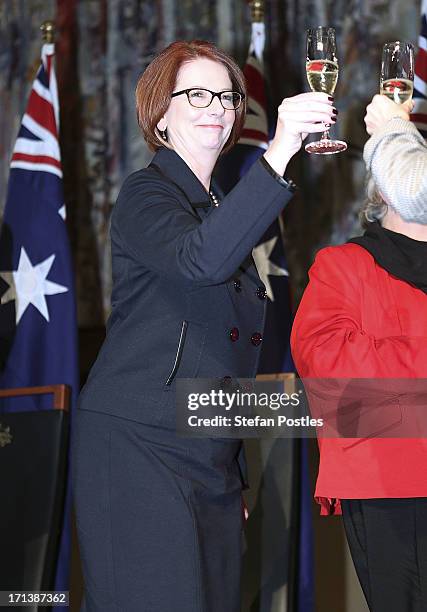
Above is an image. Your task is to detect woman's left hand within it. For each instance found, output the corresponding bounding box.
[264,92,336,176]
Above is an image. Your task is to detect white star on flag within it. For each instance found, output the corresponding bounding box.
[0,247,68,324]
[58,204,66,220]
[252,236,289,302]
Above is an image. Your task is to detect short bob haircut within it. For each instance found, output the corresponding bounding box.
[135,40,247,155]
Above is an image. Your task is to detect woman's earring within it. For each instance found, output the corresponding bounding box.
[161,129,168,141]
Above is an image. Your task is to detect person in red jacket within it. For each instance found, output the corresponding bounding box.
[291,178,427,611]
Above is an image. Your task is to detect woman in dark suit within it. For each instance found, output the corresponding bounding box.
[72,40,335,612]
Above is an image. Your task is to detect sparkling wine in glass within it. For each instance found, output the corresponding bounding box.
[380,41,414,104]
[305,26,347,155]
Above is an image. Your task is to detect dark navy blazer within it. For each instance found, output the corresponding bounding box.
[78,147,295,428]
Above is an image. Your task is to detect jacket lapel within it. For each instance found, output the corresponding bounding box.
[149,148,211,221]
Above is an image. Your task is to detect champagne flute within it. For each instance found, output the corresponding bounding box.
[380,41,414,104]
[305,27,347,155]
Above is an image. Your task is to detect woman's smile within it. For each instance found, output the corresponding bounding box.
[196,124,224,129]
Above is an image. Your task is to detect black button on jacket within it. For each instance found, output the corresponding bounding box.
[78,147,294,426]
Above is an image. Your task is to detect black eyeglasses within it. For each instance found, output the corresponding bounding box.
[171,88,245,110]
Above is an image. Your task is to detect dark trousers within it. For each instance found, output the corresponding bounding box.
[341,498,427,612]
[72,409,244,612]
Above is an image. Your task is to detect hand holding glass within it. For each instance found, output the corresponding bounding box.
[305,27,347,154]
[380,41,414,104]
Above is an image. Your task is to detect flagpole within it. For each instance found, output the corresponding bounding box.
[40,20,55,43]
[246,5,314,612]
[37,19,78,609]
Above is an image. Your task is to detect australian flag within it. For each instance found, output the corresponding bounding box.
[0,42,78,595]
[215,25,314,612]
[411,0,427,137]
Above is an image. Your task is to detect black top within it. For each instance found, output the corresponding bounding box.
[349,221,427,295]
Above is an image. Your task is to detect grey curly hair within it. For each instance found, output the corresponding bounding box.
[359,172,388,229]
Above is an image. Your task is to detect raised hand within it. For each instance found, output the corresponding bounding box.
[264,92,336,174]
[364,94,413,136]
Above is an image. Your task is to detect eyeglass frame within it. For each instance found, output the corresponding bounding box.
[170,87,245,110]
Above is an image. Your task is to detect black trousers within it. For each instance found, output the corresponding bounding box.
[72,409,244,612]
[341,498,427,612]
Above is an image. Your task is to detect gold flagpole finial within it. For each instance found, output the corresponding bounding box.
[250,0,264,23]
[40,20,55,44]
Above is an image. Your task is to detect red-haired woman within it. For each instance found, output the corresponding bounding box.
[72,40,335,612]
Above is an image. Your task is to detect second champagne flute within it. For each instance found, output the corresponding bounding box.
[380,41,414,104]
[305,26,347,154]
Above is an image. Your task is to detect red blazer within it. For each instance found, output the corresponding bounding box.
[291,243,427,515]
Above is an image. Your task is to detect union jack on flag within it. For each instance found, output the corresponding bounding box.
[10,45,62,179]
[0,42,78,597]
[239,52,269,150]
[411,0,427,137]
